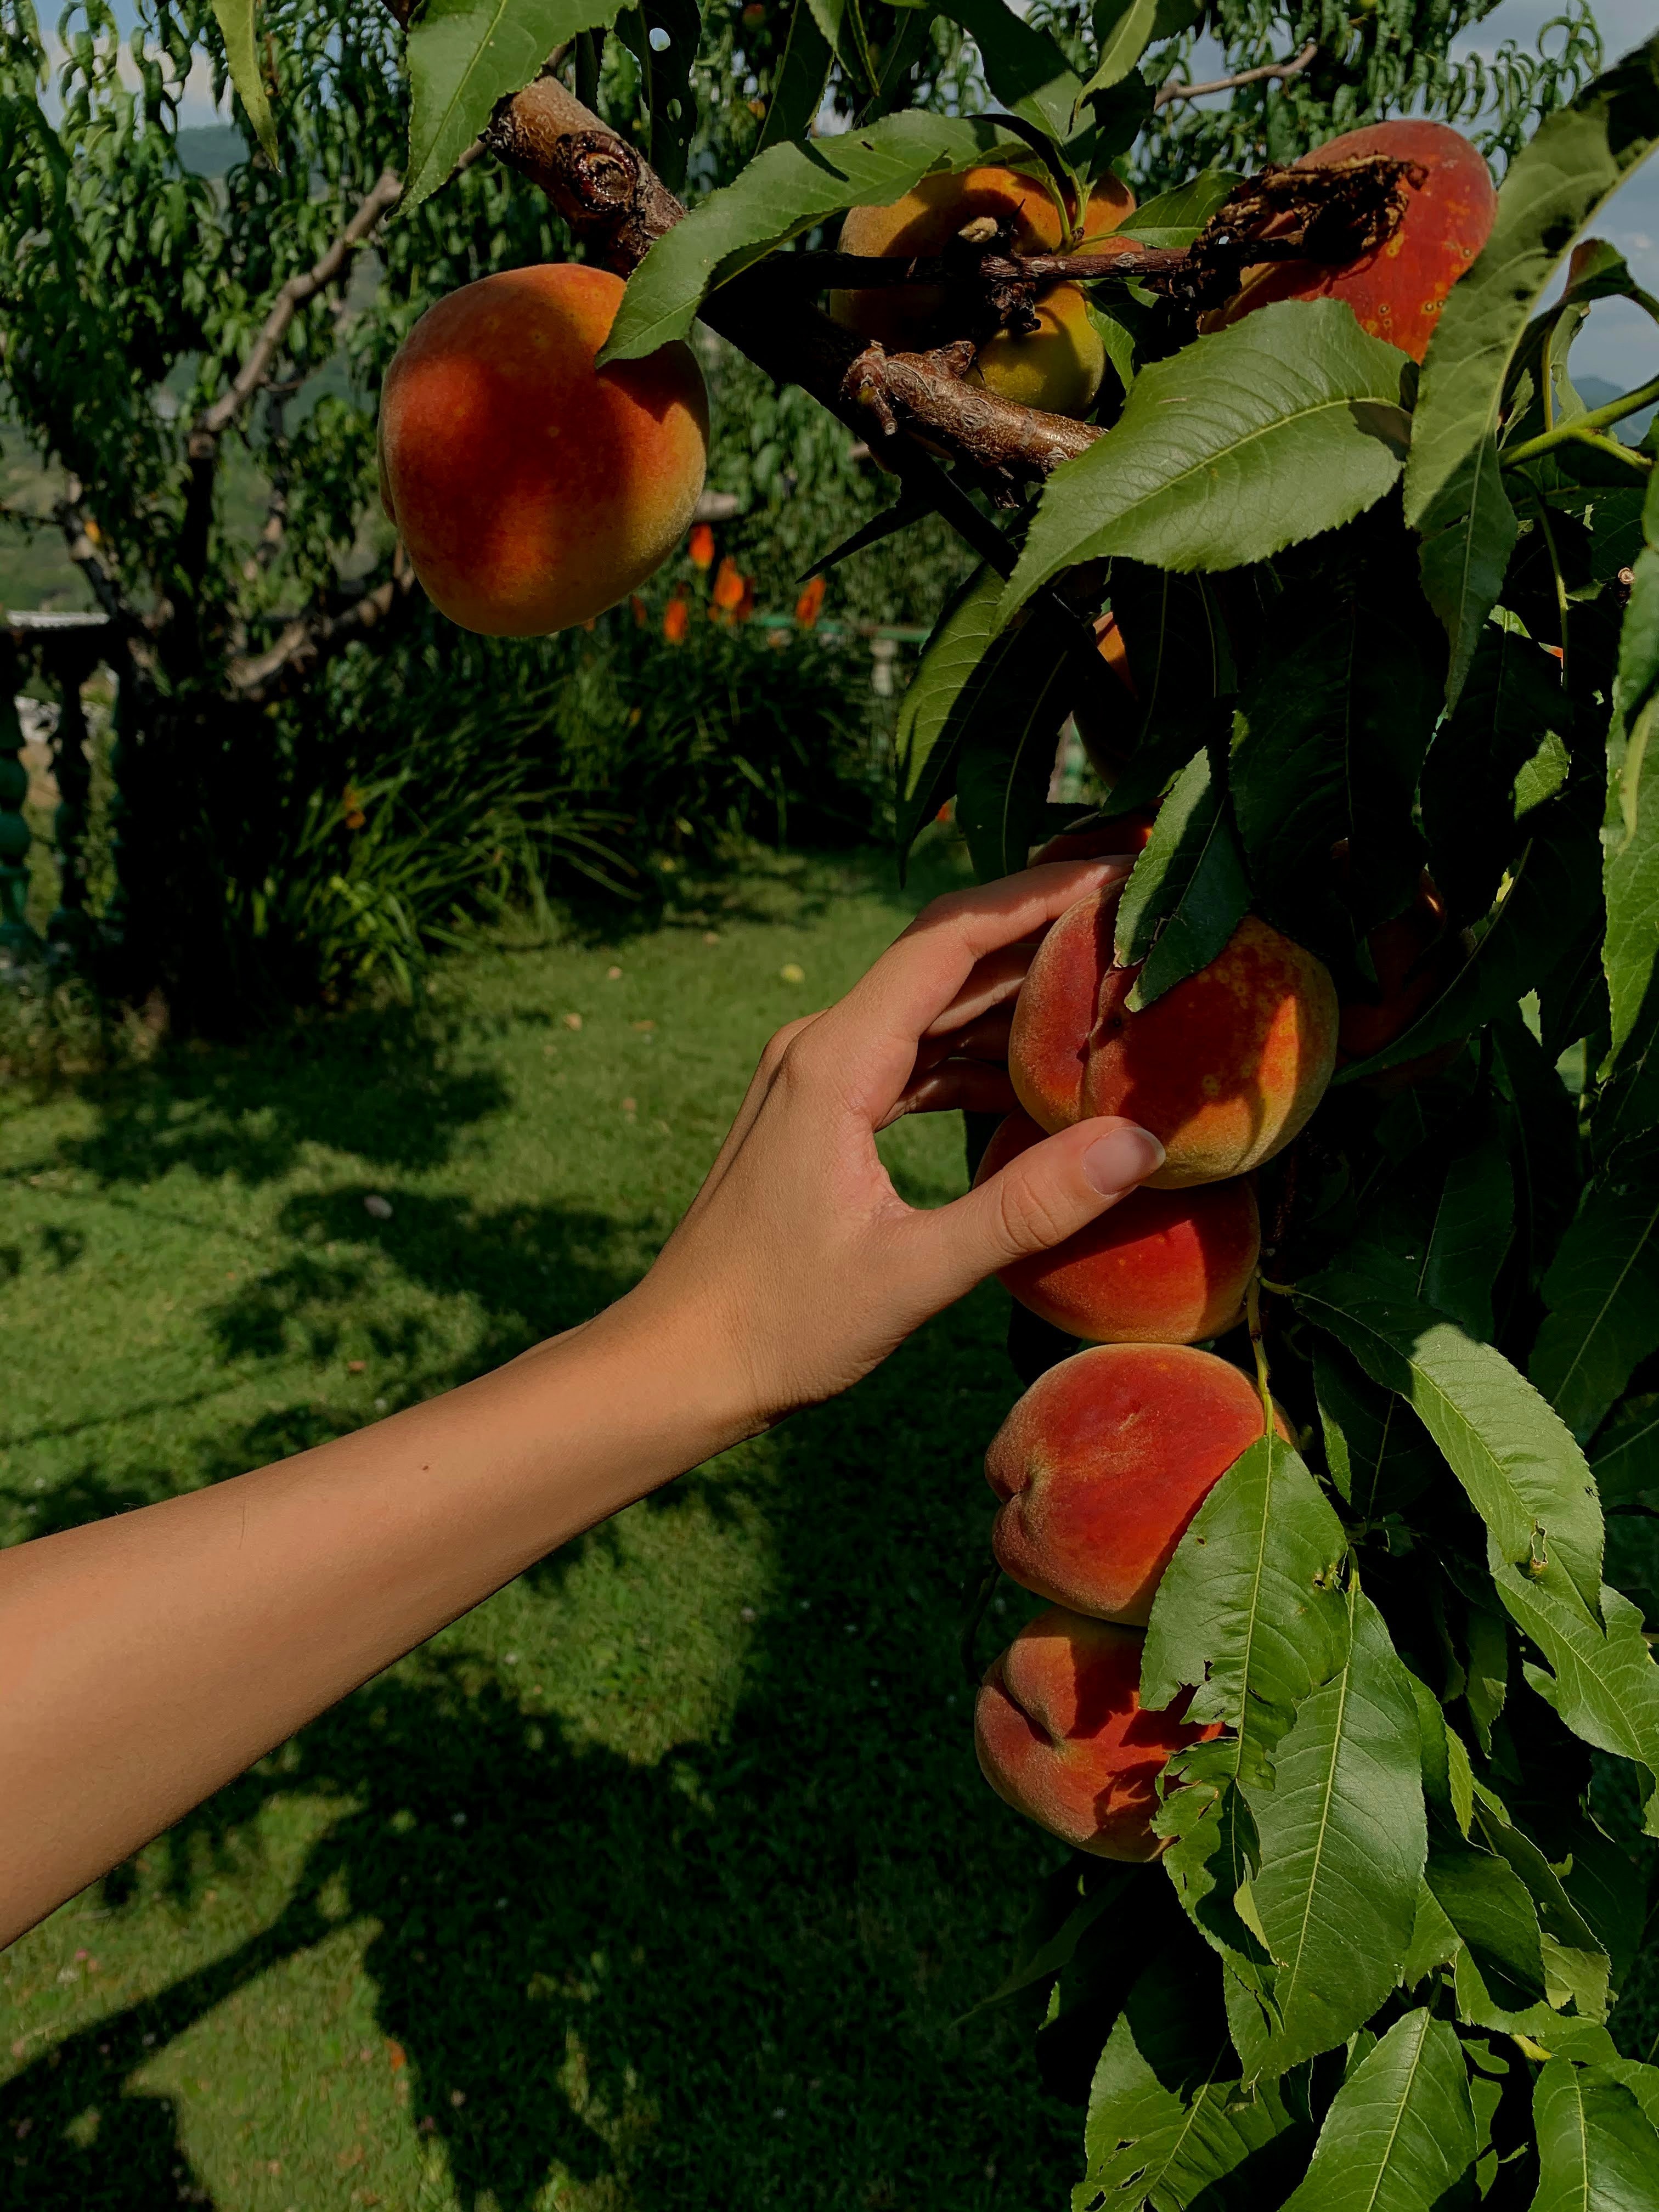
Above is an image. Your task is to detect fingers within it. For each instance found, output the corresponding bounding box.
[906,1116,1165,1305]
[810,860,1131,1114]
[879,1059,1018,1126]
[679,1012,823,1222]
[921,944,1034,1040]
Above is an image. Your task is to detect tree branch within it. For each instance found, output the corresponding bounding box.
[1154,39,1319,110]
[53,483,146,643]
[227,548,421,703]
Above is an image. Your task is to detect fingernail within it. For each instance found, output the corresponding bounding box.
[1082,1124,1165,1194]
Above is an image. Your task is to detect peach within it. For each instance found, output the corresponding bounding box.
[379,263,709,636]
[831,167,1136,417]
[1211,120,1497,363]
[985,1344,1282,1626]
[974,1112,1259,1342]
[1028,808,1156,869]
[1009,894,1338,1188]
[975,1607,1218,1859]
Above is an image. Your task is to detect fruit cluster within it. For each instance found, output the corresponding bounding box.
[968,876,1339,1857]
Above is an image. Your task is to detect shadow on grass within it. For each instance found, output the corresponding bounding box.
[2,1311,1075,2212]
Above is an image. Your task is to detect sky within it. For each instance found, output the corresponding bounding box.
[81,0,1659,392]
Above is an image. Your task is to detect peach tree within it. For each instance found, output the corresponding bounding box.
[52,0,1659,2200]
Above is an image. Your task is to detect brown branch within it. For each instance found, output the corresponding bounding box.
[53,483,146,641]
[1154,39,1319,110]
[227,546,421,703]
[842,341,1096,479]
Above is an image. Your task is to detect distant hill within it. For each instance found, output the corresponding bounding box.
[176,123,243,177]
[1577,375,1656,443]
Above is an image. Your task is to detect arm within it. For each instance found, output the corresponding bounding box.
[0,860,1163,1946]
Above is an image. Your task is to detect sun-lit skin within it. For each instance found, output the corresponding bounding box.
[831,167,1137,419]
[984,1344,1286,1627]
[379,263,709,637]
[974,1607,1219,1859]
[1009,895,1339,1189]
[975,1113,1260,1343]
[1210,119,1498,364]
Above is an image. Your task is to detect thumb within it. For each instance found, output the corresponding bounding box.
[917,1116,1167,1302]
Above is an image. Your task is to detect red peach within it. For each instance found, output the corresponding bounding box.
[985,1344,1282,1626]
[379,263,709,636]
[974,1607,1218,1859]
[974,1113,1259,1343]
[1009,895,1338,1189]
[1212,120,1497,364]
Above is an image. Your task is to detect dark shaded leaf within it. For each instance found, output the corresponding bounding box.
[755,0,836,151]
[1111,749,1249,1010]
[1532,1129,1659,1443]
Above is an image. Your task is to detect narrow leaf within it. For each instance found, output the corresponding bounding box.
[407,0,626,213]
[953,597,1099,881]
[1403,36,1659,703]
[1278,2008,1476,2212]
[210,0,278,164]
[1118,168,1239,251]
[1425,1846,1547,2008]
[1001,302,1414,620]
[1079,0,1156,101]
[1532,1130,1659,1443]
[1592,1393,1659,1510]
[1531,2057,1659,2212]
[1242,1588,1427,2073]
[755,0,835,151]
[894,564,1000,865]
[1314,1345,1438,1520]
[1112,749,1250,1010]
[1602,481,1659,1073]
[1293,1269,1606,1624]
[938,0,1085,142]
[603,110,1017,360]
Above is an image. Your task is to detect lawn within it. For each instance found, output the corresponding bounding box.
[0,850,1084,2212]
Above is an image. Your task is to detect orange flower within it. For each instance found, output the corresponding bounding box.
[630,594,648,627]
[712,555,749,613]
[663,595,690,645]
[689,522,715,569]
[794,574,826,628]
[342,783,366,832]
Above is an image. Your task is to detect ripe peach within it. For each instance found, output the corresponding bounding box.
[831,167,1135,418]
[985,1344,1281,1625]
[1212,120,1497,363]
[974,1113,1259,1342]
[1009,894,1338,1188]
[379,263,709,636]
[975,1607,1218,1859]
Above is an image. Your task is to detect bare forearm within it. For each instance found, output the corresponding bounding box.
[0,1294,741,1945]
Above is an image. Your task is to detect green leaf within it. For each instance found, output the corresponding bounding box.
[1602,505,1659,1074]
[1278,2008,1477,2212]
[1485,1553,1659,1822]
[1073,1953,1305,2212]
[1425,1846,1547,2009]
[1532,2058,1659,2212]
[1592,1393,1659,1509]
[1118,169,1240,252]
[1231,584,1444,955]
[1000,303,1414,622]
[1110,749,1249,1010]
[1333,784,1604,1086]
[894,563,998,865]
[1314,1346,1438,1519]
[210,0,278,165]
[755,0,836,151]
[406,0,626,213]
[1079,0,1156,101]
[1292,1270,1606,1625]
[952,595,1102,882]
[1532,1131,1659,1443]
[1401,1880,1463,1985]
[933,0,1084,143]
[602,110,1016,360]
[1419,622,1576,927]
[1494,1012,1584,1283]
[1402,36,1659,704]
[616,0,704,195]
[1241,1588,1427,2073]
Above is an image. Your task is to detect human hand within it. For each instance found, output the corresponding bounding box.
[613,860,1166,1438]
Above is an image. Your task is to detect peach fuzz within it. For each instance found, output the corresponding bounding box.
[985,1344,1284,1626]
[830,167,1136,418]
[974,1113,1259,1344]
[1211,120,1496,364]
[1009,894,1338,1188]
[379,263,708,637]
[974,1607,1218,1859]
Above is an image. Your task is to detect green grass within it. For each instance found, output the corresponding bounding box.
[0,848,1082,2212]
